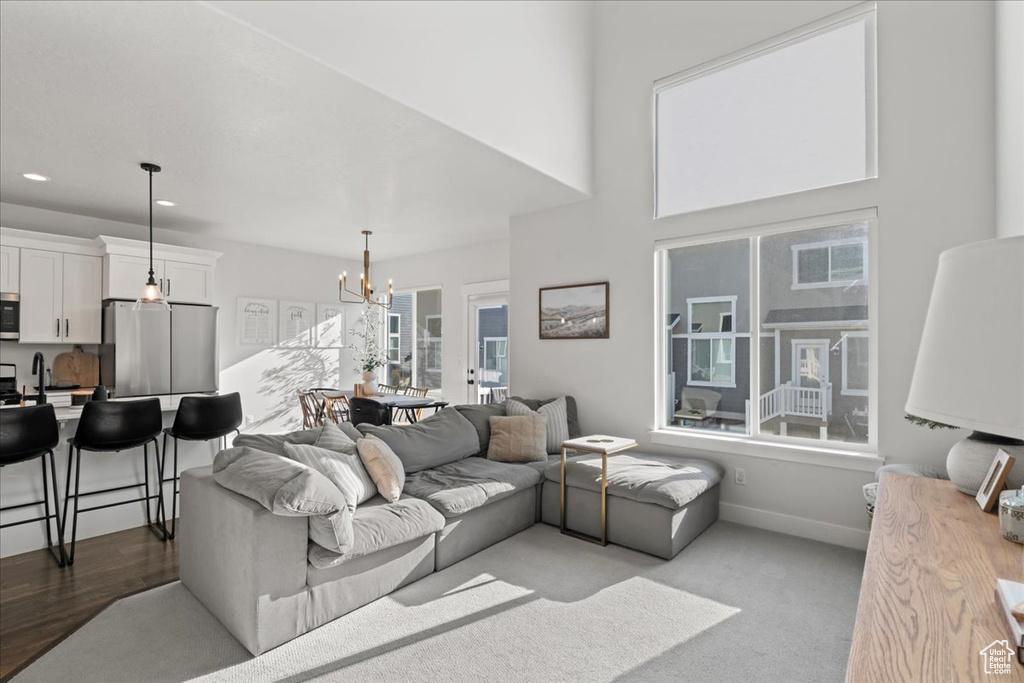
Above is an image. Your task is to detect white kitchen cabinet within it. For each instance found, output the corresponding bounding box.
[19,249,102,344]
[163,259,213,305]
[0,246,19,293]
[62,253,103,344]
[104,255,212,305]
[19,249,64,343]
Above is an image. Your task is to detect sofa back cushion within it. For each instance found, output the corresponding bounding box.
[453,403,507,455]
[487,414,548,463]
[231,428,320,457]
[357,407,479,473]
[212,446,352,554]
[509,395,581,439]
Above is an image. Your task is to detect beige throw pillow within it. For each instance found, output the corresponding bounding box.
[487,414,548,463]
[356,435,405,502]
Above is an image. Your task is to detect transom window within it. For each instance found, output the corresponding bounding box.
[792,238,866,288]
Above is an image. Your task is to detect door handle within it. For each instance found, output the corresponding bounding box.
[160,278,164,292]
[167,279,171,296]
[56,318,60,337]
[65,319,69,338]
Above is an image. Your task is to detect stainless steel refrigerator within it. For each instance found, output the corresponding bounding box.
[100,301,219,397]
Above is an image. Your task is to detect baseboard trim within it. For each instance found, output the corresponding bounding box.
[719,502,869,551]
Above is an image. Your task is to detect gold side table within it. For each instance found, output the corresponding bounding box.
[560,435,637,546]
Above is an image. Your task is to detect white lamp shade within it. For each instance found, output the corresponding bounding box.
[905,235,1024,439]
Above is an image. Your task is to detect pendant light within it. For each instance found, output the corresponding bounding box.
[134,162,170,310]
[338,230,393,309]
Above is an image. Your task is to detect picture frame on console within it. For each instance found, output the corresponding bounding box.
[539,281,610,340]
[976,450,1017,512]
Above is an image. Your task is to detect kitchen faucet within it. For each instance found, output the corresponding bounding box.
[31,352,46,406]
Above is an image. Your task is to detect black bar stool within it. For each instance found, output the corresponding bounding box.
[63,398,165,565]
[160,392,242,539]
[0,404,66,567]
[349,397,392,427]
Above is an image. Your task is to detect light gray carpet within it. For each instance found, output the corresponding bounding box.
[13,522,864,683]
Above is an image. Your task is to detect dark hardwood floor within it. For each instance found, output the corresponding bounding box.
[0,524,179,681]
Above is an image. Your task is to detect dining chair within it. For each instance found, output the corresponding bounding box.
[349,397,391,427]
[298,391,322,429]
[403,386,429,422]
[323,394,350,423]
[377,383,398,395]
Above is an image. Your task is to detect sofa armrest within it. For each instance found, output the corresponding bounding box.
[179,466,308,655]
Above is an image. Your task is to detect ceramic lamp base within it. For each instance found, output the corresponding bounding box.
[947,432,1024,495]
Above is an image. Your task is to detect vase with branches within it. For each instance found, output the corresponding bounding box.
[350,304,388,395]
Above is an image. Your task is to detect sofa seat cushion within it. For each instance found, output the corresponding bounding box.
[543,452,724,510]
[404,458,542,518]
[308,495,445,569]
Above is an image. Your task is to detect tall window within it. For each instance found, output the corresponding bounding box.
[387,314,401,362]
[654,4,876,217]
[425,315,442,371]
[658,211,874,449]
[385,289,443,391]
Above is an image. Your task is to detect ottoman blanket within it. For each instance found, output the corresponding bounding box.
[544,452,723,510]
[405,458,541,518]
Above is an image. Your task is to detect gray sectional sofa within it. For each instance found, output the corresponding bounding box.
[179,398,722,656]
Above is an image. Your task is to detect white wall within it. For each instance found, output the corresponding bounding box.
[375,238,510,404]
[0,202,363,433]
[509,0,996,549]
[997,0,1024,238]
[205,0,595,195]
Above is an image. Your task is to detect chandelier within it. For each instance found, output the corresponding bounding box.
[339,230,393,309]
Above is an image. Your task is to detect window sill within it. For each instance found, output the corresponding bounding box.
[649,428,885,473]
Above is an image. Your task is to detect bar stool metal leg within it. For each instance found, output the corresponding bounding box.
[143,441,168,541]
[64,445,82,566]
[40,450,66,566]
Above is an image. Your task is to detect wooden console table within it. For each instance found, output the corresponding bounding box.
[847,473,1024,682]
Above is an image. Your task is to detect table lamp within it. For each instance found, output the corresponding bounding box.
[906,235,1024,495]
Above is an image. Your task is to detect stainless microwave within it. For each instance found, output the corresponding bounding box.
[0,293,19,340]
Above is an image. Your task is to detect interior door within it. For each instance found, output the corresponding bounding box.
[62,253,102,344]
[467,293,509,404]
[18,249,62,343]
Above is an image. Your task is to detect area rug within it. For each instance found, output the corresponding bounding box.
[11,522,864,683]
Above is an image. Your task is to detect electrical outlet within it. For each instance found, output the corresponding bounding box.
[245,414,255,426]
[734,468,746,485]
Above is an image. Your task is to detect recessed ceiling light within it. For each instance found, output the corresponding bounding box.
[22,172,50,182]
[154,199,176,207]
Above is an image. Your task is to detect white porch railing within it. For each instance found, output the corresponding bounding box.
[759,382,832,421]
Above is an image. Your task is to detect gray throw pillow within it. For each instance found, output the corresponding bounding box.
[212,446,352,554]
[357,407,480,472]
[454,403,507,455]
[507,396,570,454]
[283,442,377,510]
[487,415,547,463]
[510,395,581,438]
[231,429,321,457]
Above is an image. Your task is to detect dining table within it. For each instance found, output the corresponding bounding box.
[363,393,449,423]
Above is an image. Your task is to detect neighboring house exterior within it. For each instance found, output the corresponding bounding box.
[669,222,869,442]
[477,305,509,392]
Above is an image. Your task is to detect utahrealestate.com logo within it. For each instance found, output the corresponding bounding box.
[980,640,1015,675]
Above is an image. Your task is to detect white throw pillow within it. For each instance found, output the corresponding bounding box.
[283,442,377,512]
[356,435,406,502]
[507,396,569,454]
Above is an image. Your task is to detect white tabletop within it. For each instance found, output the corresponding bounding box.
[562,434,637,454]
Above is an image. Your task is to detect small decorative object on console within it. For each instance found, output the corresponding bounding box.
[999,487,1024,544]
[976,450,1017,512]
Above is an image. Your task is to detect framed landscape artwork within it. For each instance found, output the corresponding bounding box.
[539,281,610,339]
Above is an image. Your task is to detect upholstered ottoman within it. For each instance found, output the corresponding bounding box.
[540,452,723,559]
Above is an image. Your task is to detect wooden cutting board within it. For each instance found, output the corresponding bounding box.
[52,347,99,387]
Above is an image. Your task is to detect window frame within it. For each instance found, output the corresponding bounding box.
[841,330,869,396]
[685,296,738,388]
[424,313,442,372]
[791,237,867,289]
[653,208,879,464]
[387,313,401,364]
